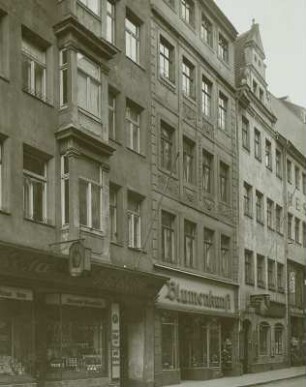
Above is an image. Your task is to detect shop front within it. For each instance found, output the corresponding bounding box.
[154,270,239,386]
[0,242,167,387]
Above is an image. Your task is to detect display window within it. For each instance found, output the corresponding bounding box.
[44,294,108,380]
[161,312,178,370]
[0,295,35,383]
[180,316,221,369]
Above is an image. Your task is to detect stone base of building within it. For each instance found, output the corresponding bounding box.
[248,361,287,374]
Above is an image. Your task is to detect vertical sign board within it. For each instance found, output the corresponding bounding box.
[111,303,120,380]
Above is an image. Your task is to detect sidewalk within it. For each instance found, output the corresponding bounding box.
[170,366,306,387]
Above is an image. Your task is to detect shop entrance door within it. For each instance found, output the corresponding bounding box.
[242,320,251,373]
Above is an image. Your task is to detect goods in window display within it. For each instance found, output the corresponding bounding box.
[0,356,27,376]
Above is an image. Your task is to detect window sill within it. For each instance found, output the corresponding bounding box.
[267,226,274,232]
[128,246,146,254]
[276,174,283,180]
[245,281,255,287]
[255,156,262,163]
[200,38,214,54]
[180,18,196,33]
[256,219,264,226]
[76,0,101,21]
[0,208,10,216]
[109,137,122,146]
[125,55,146,72]
[217,55,231,69]
[242,145,250,153]
[244,212,253,219]
[268,286,276,292]
[126,146,146,159]
[22,89,54,108]
[80,226,104,237]
[258,282,266,289]
[278,287,285,294]
[184,181,197,191]
[24,217,55,228]
[266,166,273,172]
[183,93,197,106]
[111,240,124,247]
[159,75,176,93]
[78,106,102,124]
[158,166,178,180]
[0,73,9,83]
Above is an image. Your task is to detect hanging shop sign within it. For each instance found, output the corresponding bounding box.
[157,276,235,314]
[0,286,33,301]
[111,303,120,380]
[45,293,106,308]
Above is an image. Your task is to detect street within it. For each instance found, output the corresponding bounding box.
[252,376,305,387]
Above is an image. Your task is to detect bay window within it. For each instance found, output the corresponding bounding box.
[127,193,141,249]
[60,49,68,107]
[77,53,101,117]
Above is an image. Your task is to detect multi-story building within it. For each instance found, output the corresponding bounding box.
[270,95,306,366]
[149,1,240,385]
[235,22,288,373]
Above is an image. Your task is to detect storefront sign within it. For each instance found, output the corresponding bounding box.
[45,293,106,308]
[0,286,33,301]
[111,303,120,379]
[158,277,235,314]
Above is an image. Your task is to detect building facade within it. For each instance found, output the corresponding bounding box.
[149,1,240,385]
[235,23,288,373]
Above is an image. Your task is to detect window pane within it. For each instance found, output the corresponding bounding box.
[79,180,88,226]
[24,153,45,176]
[23,177,31,218]
[91,184,101,229]
[34,62,45,98]
[32,179,44,221]
[89,80,100,116]
[78,72,87,111]
[22,55,31,91]
[210,325,220,366]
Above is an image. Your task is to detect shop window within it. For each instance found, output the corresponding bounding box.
[182,57,194,99]
[161,312,177,370]
[219,161,229,203]
[79,0,100,15]
[160,121,175,173]
[22,36,47,102]
[108,89,116,140]
[59,49,68,107]
[287,159,292,183]
[255,190,264,224]
[274,324,283,355]
[218,92,227,130]
[106,1,115,44]
[77,53,101,117]
[254,128,261,161]
[268,259,275,291]
[245,249,254,285]
[257,254,265,288]
[159,36,174,82]
[61,155,69,226]
[23,149,47,223]
[202,149,213,194]
[184,219,196,268]
[127,192,142,249]
[125,13,140,63]
[201,15,213,46]
[259,322,270,355]
[109,185,119,243]
[201,76,212,117]
[242,116,250,150]
[203,228,215,274]
[210,323,220,367]
[0,294,34,383]
[161,210,175,263]
[126,101,141,153]
[45,294,107,379]
[183,137,195,184]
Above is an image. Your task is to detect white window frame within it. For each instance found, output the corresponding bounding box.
[159,37,172,80]
[106,1,115,44]
[125,16,140,63]
[127,196,141,249]
[181,0,193,25]
[23,153,47,222]
[77,53,101,117]
[61,155,69,226]
[22,39,46,101]
[218,92,227,130]
[60,49,68,107]
[182,58,193,98]
[110,186,118,242]
[202,77,211,117]
[79,167,103,230]
[126,104,140,153]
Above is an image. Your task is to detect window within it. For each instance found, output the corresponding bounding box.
[159,36,174,82]
[0,142,2,209]
[257,254,265,288]
[127,193,141,249]
[254,128,261,160]
[245,249,254,285]
[259,322,270,355]
[161,211,175,263]
[182,57,194,98]
[295,166,300,190]
[268,259,275,290]
[220,235,230,278]
[60,49,68,107]
[181,0,194,26]
[183,137,195,184]
[201,15,213,46]
[259,88,264,102]
[302,173,306,195]
[275,149,282,178]
[275,205,282,233]
[184,220,196,268]
[218,34,229,62]
[303,223,306,248]
[295,218,300,243]
[242,116,250,150]
[288,213,293,239]
[252,80,258,95]
[243,182,252,217]
[202,150,213,194]
[108,89,116,140]
[61,155,69,225]
[287,159,292,183]
[22,38,46,101]
[255,190,264,224]
[201,77,212,117]
[265,139,272,170]
[125,15,140,63]
[79,0,99,14]
[218,92,227,130]
[79,164,103,230]
[203,228,215,273]
[219,162,229,203]
[161,312,177,370]
[266,199,273,229]
[77,53,101,117]
[110,186,118,243]
[161,121,174,172]
[126,102,140,153]
[23,150,47,222]
[274,324,283,355]
[106,1,115,43]
[277,263,284,292]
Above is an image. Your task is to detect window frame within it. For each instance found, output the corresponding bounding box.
[110,185,119,243]
[182,57,194,99]
[106,0,116,44]
[183,137,195,185]
[245,249,254,285]
[287,159,292,183]
[218,33,229,62]
[108,89,116,140]
[295,166,300,190]
[220,234,230,278]
[201,76,212,117]
[257,254,265,288]
[274,324,283,355]
[259,322,270,355]
[180,0,194,26]
[60,49,68,107]
[201,15,213,47]
[161,210,176,263]
[125,14,140,63]
[127,194,142,249]
[218,92,227,130]
[160,121,175,173]
[254,128,261,161]
[184,219,196,268]
[202,150,213,194]
[265,139,272,170]
[255,190,264,224]
[219,161,229,203]
[267,259,275,291]
[242,116,250,150]
[243,182,252,217]
[266,198,274,230]
[78,0,100,15]
[275,149,282,178]
[126,102,141,154]
[159,36,174,83]
[61,155,69,226]
[203,228,215,274]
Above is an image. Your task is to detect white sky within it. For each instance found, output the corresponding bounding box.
[215,0,306,108]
